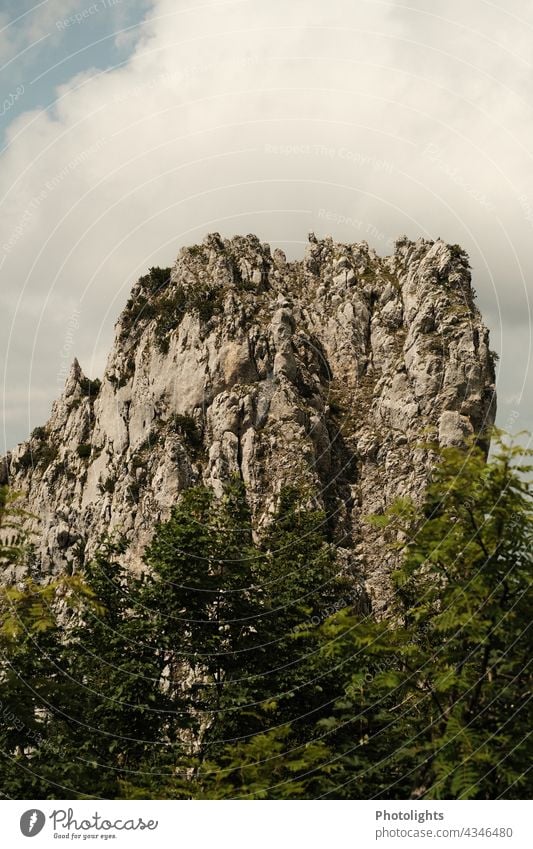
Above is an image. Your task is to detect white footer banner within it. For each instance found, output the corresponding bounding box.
[1,800,529,848]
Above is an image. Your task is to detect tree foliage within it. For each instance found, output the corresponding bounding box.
[0,436,530,799]
[242,436,532,800]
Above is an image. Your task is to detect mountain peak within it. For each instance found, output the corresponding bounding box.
[3,235,496,608]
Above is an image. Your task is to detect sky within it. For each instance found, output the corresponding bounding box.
[0,0,531,451]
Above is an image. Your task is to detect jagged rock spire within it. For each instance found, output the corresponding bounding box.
[3,235,496,608]
[63,358,84,398]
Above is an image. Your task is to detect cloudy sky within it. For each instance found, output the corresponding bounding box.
[1,0,531,451]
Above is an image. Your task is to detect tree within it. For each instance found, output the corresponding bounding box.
[310,436,532,800]
[121,481,350,797]
[0,497,174,798]
[135,481,348,753]
[384,435,533,799]
[0,479,349,798]
[38,540,176,798]
[0,489,94,797]
[137,479,263,748]
[0,486,32,570]
[250,488,352,737]
[3,435,528,800]
[184,435,532,800]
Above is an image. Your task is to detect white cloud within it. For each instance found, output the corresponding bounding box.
[1,0,531,449]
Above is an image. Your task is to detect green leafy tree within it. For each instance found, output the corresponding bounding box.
[135,481,348,751]
[306,436,532,800]
[182,435,532,800]
[4,435,528,801]
[0,505,173,798]
[0,487,66,797]
[0,578,65,798]
[385,436,533,799]
[0,486,32,569]
[121,481,350,797]
[38,541,176,798]
[0,488,98,798]
[250,488,352,737]
[137,479,263,748]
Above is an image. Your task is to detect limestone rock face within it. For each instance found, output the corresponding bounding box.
[3,234,496,610]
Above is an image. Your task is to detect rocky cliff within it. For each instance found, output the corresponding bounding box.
[2,233,496,610]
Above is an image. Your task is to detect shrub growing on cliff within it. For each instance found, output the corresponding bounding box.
[15,442,58,472]
[121,265,223,353]
[79,377,101,397]
[139,266,172,293]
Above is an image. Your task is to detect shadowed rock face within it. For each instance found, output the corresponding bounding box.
[3,233,496,611]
